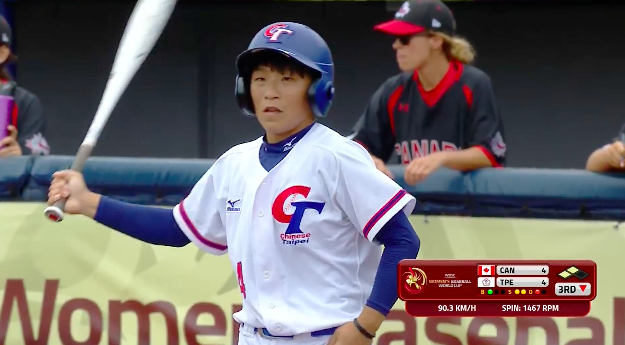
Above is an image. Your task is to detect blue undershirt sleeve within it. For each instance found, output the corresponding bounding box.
[365,211,420,316]
[93,195,190,247]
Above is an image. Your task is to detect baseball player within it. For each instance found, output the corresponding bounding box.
[47,22,420,345]
[350,0,506,185]
[0,14,50,158]
[586,123,625,172]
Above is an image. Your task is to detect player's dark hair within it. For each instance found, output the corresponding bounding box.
[0,67,11,81]
[0,44,17,81]
[242,49,320,81]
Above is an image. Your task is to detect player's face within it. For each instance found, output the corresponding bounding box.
[250,66,314,142]
[393,33,434,71]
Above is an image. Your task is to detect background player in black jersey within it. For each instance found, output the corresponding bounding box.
[585,124,625,172]
[0,15,49,158]
[350,0,506,185]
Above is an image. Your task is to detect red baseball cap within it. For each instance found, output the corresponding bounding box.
[374,0,456,36]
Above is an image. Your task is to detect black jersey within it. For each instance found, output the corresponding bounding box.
[352,62,506,167]
[1,81,49,155]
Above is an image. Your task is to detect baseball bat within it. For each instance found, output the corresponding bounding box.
[43,0,177,222]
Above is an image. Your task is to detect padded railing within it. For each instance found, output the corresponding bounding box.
[2,155,625,220]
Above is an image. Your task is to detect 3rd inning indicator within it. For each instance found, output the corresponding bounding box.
[397,260,596,317]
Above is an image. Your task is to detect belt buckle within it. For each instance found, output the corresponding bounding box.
[256,326,337,339]
[257,328,275,339]
[258,328,293,339]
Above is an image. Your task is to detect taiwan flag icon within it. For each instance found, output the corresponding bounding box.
[478,265,496,276]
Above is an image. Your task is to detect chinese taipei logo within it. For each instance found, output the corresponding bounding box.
[271,185,325,246]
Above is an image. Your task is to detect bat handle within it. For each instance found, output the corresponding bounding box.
[43,144,94,223]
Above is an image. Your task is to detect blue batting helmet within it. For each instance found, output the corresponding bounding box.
[234,22,335,118]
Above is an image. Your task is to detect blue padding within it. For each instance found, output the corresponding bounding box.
[466,169,625,220]
[10,156,625,220]
[23,156,215,205]
[388,165,470,195]
[0,156,33,200]
[388,167,625,220]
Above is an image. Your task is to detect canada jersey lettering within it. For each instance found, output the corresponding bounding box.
[395,139,458,165]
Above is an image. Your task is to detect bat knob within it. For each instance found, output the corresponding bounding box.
[44,206,65,222]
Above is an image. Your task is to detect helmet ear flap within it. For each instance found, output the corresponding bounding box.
[235,75,255,117]
[307,78,320,116]
[307,75,334,118]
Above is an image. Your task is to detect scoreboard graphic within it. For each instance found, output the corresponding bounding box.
[398,260,596,317]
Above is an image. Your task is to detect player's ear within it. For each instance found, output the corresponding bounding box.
[430,33,445,50]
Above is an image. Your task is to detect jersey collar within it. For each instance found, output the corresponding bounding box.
[262,122,316,154]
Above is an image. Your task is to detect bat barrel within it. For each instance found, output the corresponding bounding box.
[42,0,177,223]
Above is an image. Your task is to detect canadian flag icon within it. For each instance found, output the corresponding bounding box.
[478,265,496,276]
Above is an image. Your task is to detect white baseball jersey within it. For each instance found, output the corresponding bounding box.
[173,123,416,336]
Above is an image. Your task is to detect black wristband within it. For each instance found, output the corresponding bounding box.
[352,318,375,339]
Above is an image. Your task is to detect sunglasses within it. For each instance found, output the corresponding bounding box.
[395,32,433,45]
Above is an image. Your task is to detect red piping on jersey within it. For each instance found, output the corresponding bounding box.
[474,145,502,168]
[179,199,228,251]
[354,140,369,152]
[462,85,473,108]
[414,61,464,107]
[10,104,17,127]
[363,189,407,239]
[387,85,404,136]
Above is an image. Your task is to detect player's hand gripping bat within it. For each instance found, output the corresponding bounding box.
[43,0,178,222]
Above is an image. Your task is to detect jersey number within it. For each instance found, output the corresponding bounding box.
[237,262,246,299]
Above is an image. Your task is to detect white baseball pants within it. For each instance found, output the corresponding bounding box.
[238,324,331,345]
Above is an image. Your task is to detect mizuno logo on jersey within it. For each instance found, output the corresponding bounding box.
[227,199,242,212]
[283,137,297,152]
[272,185,325,246]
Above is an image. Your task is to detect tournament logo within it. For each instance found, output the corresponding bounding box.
[272,185,325,246]
[264,23,294,43]
[226,199,242,213]
[404,267,427,294]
